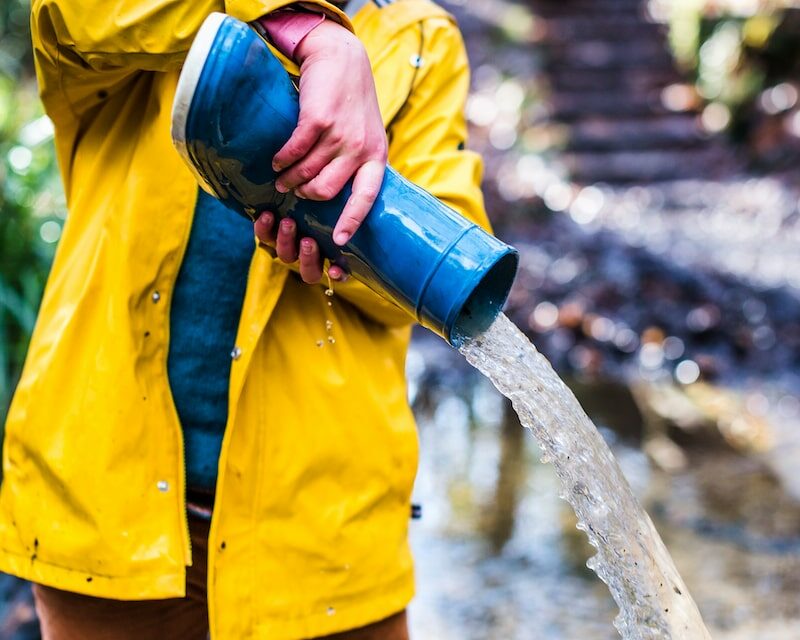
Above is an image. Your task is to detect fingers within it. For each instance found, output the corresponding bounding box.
[295,156,354,202]
[333,160,385,245]
[254,211,277,246]
[298,238,323,284]
[272,119,325,175]
[255,213,350,285]
[275,217,298,263]
[328,264,349,282]
[275,140,338,195]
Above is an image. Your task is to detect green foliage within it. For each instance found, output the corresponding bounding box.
[661,1,800,141]
[0,0,65,420]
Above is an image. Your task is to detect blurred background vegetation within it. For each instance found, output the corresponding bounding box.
[660,0,800,166]
[1,0,64,422]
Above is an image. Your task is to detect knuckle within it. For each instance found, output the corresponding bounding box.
[297,164,317,182]
[308,182,337,201]
[311,116,334,132]
[349,133,367,151]
[358,186,380,202]
[318,184,339,200]
[372,142,388,163]
[297,116,319,132]
[327,131,344,148]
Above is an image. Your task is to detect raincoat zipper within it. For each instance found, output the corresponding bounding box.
[162,186,199,568]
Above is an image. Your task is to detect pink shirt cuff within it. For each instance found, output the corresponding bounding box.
[258,11,326,60]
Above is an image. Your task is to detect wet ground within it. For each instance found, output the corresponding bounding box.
[406,336,800,639]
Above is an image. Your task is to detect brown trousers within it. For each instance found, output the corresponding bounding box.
[33,513,409,640]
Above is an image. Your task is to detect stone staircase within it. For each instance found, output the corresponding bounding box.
[526,0,734,184]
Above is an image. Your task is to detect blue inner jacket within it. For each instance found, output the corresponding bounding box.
[168,189,255,491]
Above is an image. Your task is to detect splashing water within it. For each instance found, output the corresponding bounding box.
[460,314,711,639]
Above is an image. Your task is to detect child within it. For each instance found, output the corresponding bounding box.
[1,1,491,638]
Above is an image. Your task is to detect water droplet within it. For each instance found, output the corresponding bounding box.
[328,337,336,344]
[324,288,334,297]
[409,54,425,68]
[151,291,161,303]
[325,320,334,331]
[157,480,169,492]
[316,340,324,348]
[231,346,243,361]
[326,607,336,616]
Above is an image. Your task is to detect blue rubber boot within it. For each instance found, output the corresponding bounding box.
[171,13,518,346]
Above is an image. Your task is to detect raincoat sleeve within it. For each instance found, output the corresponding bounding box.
[30,0,349,120]
[331,16,491,329]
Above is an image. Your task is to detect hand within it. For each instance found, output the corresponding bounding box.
[255,211,348,285]
[271,19,388,246]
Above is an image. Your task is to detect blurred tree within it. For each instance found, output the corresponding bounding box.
[0,0,65,422]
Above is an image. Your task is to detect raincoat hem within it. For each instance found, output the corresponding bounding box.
[248,574,414,640]
[0,548,186,600]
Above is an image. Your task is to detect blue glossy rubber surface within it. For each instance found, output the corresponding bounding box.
[181,16,519,345]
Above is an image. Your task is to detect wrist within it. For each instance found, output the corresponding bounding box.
[294,19,356,65]
[257,10,326,61]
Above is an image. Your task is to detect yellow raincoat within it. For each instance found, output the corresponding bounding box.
[1,0,490,637]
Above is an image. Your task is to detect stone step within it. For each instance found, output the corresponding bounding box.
[543,15,666,41]
[530,0,644,18]
[548,68,682,92]
[546,39,673,70]
[563,147,731,183]
[566,115,705,151]
[550,90,678,121]
[545,37,672,60]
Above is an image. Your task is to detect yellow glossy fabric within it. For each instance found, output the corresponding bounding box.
[0,0,490,637]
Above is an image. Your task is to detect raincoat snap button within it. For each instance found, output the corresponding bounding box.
[231,346,243,360]
[151,291,161,303]
[157,480,169,492]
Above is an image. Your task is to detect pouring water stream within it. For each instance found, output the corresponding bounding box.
[459,313,711,639]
